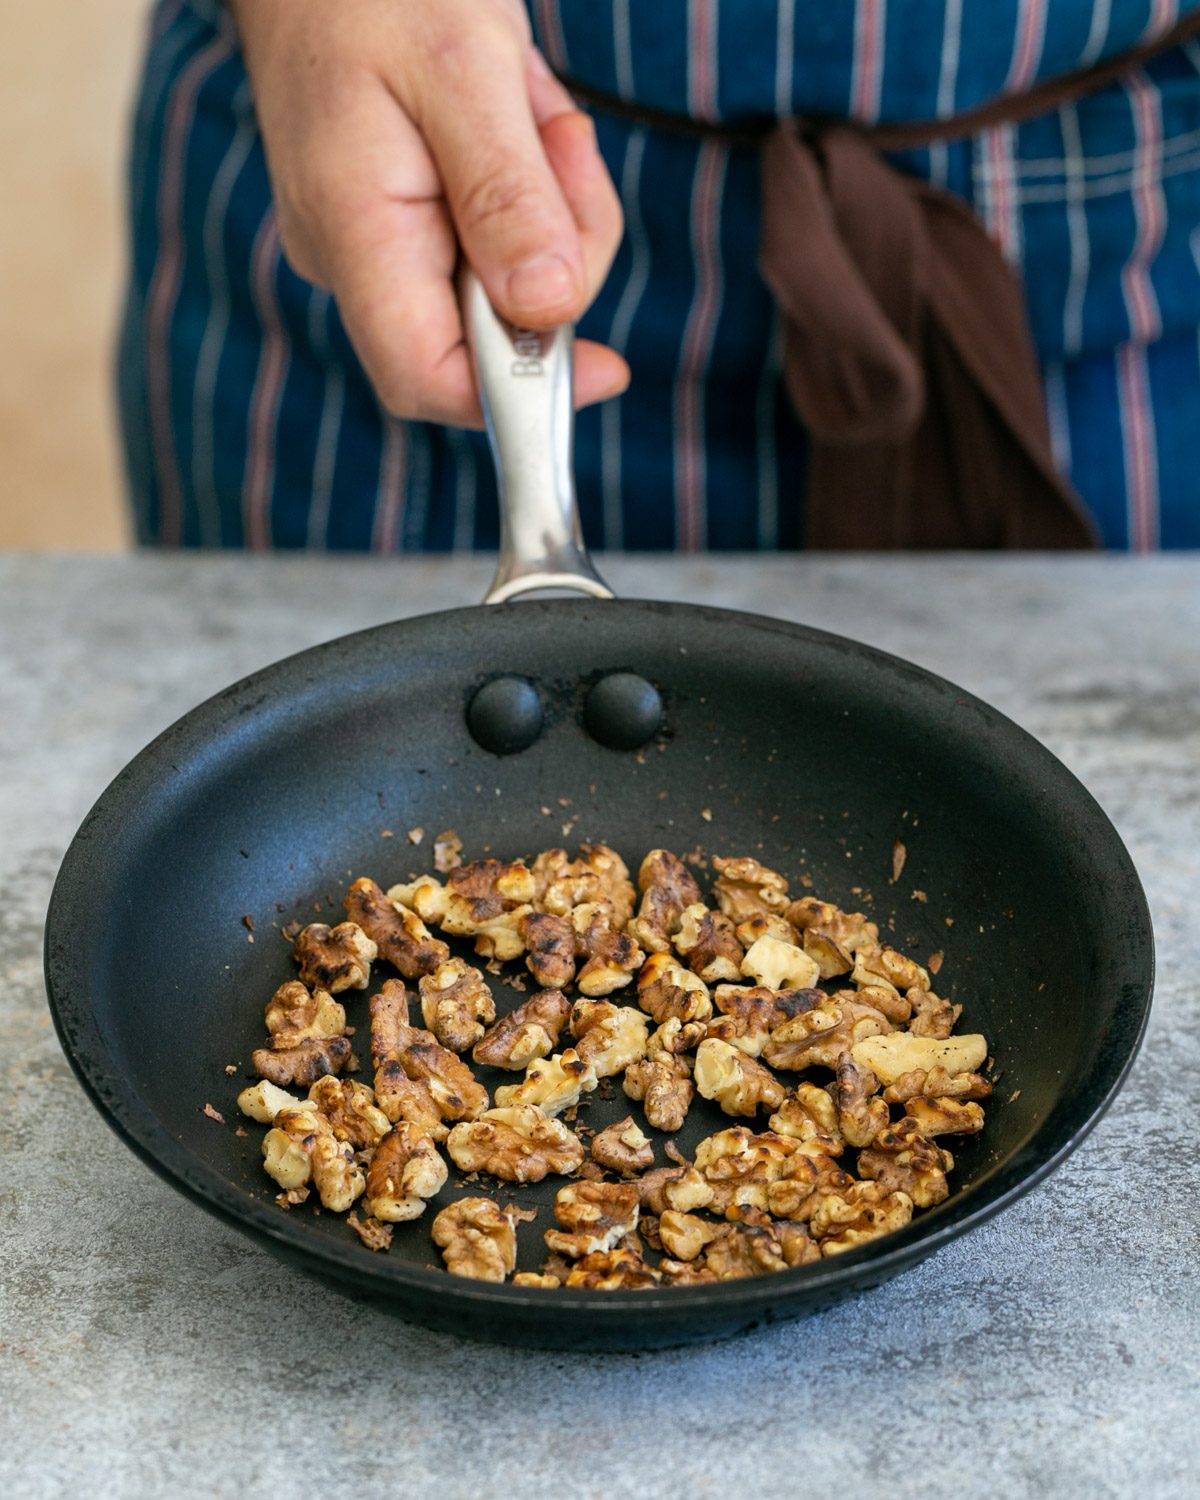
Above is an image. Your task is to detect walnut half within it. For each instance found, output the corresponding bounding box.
[431,1197,519,1281]
[292,921,377,994]
[345,877,449,979]
[418,957,496,1053]
[590,1116,654,1175]
[365,1122,449,1221]
[445,1105,584,1183]
[471,989,572,1071]
[693,1038,785,1118]
[544,1180,641,1259]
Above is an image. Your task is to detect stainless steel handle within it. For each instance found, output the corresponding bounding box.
[461,270,614,605]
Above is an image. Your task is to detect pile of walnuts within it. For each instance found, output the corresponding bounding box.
[234,843,991,1287]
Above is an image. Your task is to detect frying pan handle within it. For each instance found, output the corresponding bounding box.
[461,269,615,605]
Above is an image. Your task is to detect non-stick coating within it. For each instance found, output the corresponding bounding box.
[45,599,1153,1349]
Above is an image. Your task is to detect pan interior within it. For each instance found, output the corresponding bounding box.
[53,601,1149,1285]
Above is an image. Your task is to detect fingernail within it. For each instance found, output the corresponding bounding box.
[527,46,553,79]
[507,253,578,316]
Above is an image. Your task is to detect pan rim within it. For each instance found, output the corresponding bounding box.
[44,598,1155,1322]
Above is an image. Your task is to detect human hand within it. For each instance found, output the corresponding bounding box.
[230,0,628,425]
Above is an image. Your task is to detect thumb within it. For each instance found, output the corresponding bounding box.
[410,29,587,327]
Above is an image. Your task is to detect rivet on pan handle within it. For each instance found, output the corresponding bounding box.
[461,269,615,606]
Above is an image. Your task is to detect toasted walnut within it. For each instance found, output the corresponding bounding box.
[659,1259,720,1285]
[262,1104,322,1191]
[715,984,830,1053]
[764,992,892,1071]
[851,1031,988,1085]
[787,896,876,946]
[636,952,713,1024]
[883,1066,992,1104]
[735,913,796,947]
[394,1027,489,1122]
[530,847,572,905]
[252,1034,352,1088]
[854,982,914,1025]
[638,1213,663,1251]
[441,858,535,961]
[512,1272,561,1288]
[532,844,635,927]
[647,1017,707,1055]
[368,981,446,1138]
[693,1127,799,1215]
[740,934,821,992]
[431,1197,518,1281]
[851,943,930,996]
[694,1038,786,1118]
[706,984,788,1057]
[519,911,576,989]
[629,849,702,953]
[834,1051,889,1148]
[563,1245,661,1289]
[310,1131,367,1213]
[711,856,790,922]
[766,1138,855,1221]
[798,929,854,980]
[544,1180,641,1258]
[445,1105,584,1182]
[787,897,878,979]
[571,905,644,996]
[471,989,572,1071]
[768,1083,844,1147]
[904,1096,986,1136]
[264,980,346,1046]
[494,1049,598,1116]
[292,921,377,993]
[776,1220,821,1266]
[857,1117,949,1208]
[364,1121,448,1221]
[418,957,496,1052]
[307,1075,391,1149]
[637,1165,695,1215]
[907,988,963,1040]
[576,844,636,925]
[372,1061,446,1141]
[702,1223,788,1280]
[658,1210,722,1262]
[757,993,840,1068]
[345,877,449,979]
[591,1116,654,1174]
[368,978,411,1057]
[673,903,744,983]
[386,874,449,924]
[623,1051,694,1133]
[662,1165,716,1214]
[237,1079,302,1124]
[810,1180,915,1253]
[570,999,649,1077]
[264,1104,366,1212]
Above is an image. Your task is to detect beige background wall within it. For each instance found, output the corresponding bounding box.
[1,0,156,549]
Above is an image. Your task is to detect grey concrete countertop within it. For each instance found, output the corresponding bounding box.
[2,554,1196,1499]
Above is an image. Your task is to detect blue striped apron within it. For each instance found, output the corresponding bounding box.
[119,0,1200,550]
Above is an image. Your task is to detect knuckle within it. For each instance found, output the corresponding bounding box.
[455,167,551,238]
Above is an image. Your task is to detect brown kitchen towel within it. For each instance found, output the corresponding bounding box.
[565,13,1200,549]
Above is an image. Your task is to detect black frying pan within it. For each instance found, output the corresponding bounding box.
[44,284,1153,1351]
